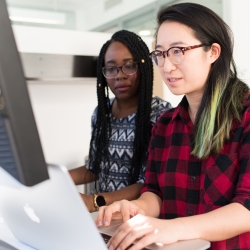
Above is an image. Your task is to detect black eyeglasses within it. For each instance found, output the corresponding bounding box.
[102,60,138,79]
[149,44,206,66]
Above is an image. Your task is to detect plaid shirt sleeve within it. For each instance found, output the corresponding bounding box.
[136,97,172,184]
[139,123,162,192]
[232,107,250,209]
[141,109,176,199]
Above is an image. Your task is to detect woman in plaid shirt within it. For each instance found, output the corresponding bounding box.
[97,3,250,250]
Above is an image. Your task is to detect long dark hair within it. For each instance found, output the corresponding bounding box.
[156,3,249,158]
[88,30,154,189]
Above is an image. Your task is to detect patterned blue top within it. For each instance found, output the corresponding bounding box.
[86,96,172,192]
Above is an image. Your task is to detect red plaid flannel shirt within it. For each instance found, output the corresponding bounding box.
[141,95,250,250]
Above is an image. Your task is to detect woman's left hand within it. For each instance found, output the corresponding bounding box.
[107,214,180,250]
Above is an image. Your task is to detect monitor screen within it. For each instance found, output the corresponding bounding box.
[0,0,49,186]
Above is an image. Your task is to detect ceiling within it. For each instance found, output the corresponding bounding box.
[6,0,101,11]
[5,0,222,37]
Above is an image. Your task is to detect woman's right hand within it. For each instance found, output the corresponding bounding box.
[95,199,145,227]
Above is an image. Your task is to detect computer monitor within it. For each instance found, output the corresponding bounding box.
[0,0,49,186]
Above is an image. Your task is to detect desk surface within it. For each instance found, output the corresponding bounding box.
[0,214,210,250]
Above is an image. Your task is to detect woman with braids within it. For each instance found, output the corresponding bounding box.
[69,30,172,213]
[96,3,250,250]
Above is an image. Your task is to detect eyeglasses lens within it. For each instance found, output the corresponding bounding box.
[122,62,138,75]
[150,48,184,66]
[103,61,138,78]
[151,51,163,67]
[169,48,183,64]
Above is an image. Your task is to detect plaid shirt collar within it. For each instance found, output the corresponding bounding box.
[171,95,193,127]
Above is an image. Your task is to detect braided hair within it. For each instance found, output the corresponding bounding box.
[88,30,154,190]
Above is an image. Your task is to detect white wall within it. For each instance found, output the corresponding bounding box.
[12,25,111,56]
[26,80,96,169]
[13,26,111,170]
[223,0,250,85]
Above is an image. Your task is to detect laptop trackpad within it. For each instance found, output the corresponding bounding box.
[98,220,122,236]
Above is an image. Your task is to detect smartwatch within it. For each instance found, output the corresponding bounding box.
[93,194,106,211]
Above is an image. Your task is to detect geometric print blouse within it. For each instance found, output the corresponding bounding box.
[86,96,172,193]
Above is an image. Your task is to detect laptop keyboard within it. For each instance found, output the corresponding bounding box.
[101,233,111,244]
[100,233,150,250]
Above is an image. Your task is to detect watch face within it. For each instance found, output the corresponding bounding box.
[96,195,106,207]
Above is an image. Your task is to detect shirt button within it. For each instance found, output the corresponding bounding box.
[188,210,193,216]
[191,176,196,181]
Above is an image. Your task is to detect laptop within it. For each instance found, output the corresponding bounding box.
[0,164,210,250]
